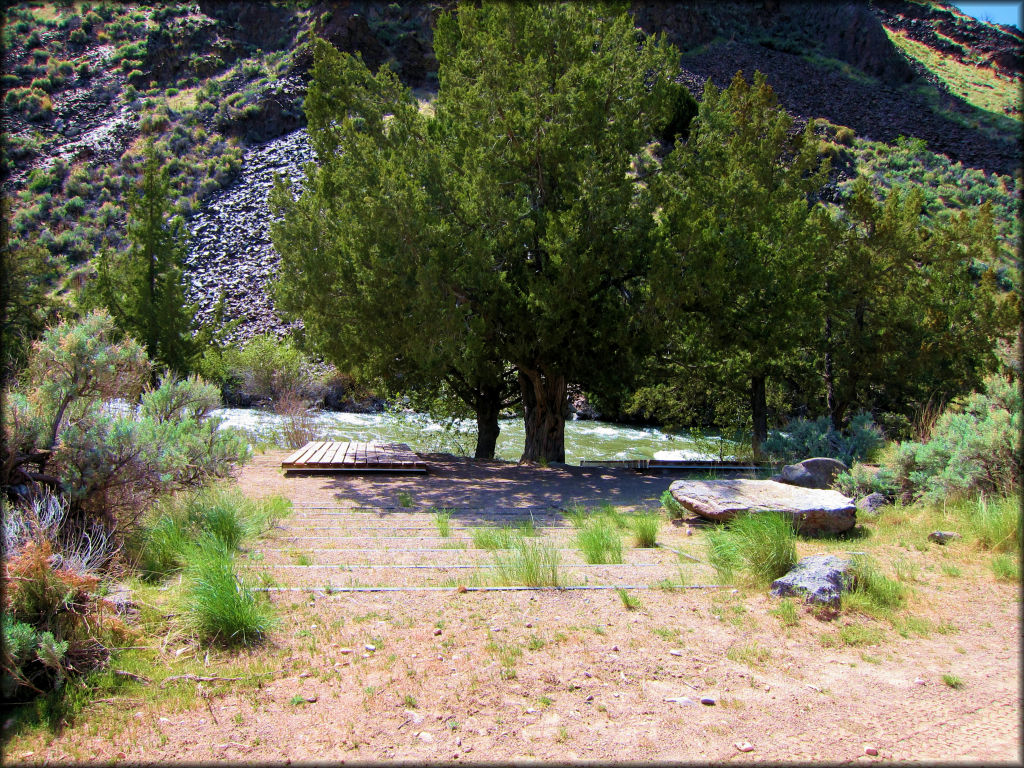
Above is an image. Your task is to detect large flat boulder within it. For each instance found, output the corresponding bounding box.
[668,478,856,537]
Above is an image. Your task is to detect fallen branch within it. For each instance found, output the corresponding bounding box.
[113,670,150,683]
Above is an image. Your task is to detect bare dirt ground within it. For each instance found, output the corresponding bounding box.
[8,452,1020,764]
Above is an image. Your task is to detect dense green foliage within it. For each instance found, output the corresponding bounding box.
[90,143,198,376]
[652,71,831,455]
[763,412,884,466]
[272,2,686,462]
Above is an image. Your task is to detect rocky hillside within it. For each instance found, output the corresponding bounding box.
[3,1,1020,344]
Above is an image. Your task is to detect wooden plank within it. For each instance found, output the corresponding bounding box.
[327,442,348,466]
[283,442,316,466]
[309,441,336,466]
[284,441,324,468]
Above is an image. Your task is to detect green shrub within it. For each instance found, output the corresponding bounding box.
[472,525,519,550]
[577,517,623,564]
[885,376,1020,501]
[222,333,306,399]
[990,554,1019,582]
[763,411,883,466]
[835,462,895,499]
[705,512,797,586]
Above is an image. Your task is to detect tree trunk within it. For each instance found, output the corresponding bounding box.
[750,373,768,459]
[824,313,843,432]
[473,384,502,460]
[518,367,568,464]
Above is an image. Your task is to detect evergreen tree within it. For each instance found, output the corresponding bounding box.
[272,2,685,462]
[824,177,1018,431]
[653,71,830,457]
[95,143,196,378]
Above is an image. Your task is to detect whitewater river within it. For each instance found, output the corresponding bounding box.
[214,408,738,465]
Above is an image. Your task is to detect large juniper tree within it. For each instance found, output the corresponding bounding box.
[652,71,830,457]
[271,2,685,462]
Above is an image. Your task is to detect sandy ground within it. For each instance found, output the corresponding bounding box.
[8,451,1020,764]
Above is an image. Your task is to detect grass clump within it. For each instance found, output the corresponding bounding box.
[705,512,797,586]
[577,517,623,564]
[132,488,290,580]
[432,508,452,538]
[660,490,686,519]
[965,496,1020,553]
[630,513,660,548]
[472,525,519,550]
[841,556,907,619]
[942,673,964,690]
[181,539,276,646]
[770,597,800,627]
[616,588,641,610]
[493,539,560,587]
[990,554,1019,582]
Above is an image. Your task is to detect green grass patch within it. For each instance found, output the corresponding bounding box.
[965,496,1020,553]
[991,553,1019,582]
[725,642,772,668]
[181,539,276,646]
[493,538,561,587]
[942,673,964,690]
[842,555,908,620]
[577,516,623,564]
[705,512,796,586]
[432,507,452,538]
[472,525,520,550]
[630,513,660,548]
[770,597,800,627]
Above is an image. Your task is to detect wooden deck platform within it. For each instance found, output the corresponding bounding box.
[282,441,427,473]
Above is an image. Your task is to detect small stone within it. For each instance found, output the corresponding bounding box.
[611,646,619,652]
[585,695,594,702]
[928,531,961,545]
[338,648,354,655]
[159,717,170,724]
[865,746,878,756]
[418,732,434,743]
[700,697,716,706]
[914,678,927,685]
[365,644,376,652]
[584,671,592,678]
[525,622,532,628]
[433,628,443,636]
[361,653,371,659]
[304,695,318,703]
[670,649,685,657]
[405,710,424,724]
[735,742,754,753]
[664,696,697,706]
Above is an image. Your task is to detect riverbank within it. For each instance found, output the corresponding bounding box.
[214,408,734,465]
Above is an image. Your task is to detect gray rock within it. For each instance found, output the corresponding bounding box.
[773,457,849,490]
[927,530,962,545]
[770,554,851,606]
[699,696,716,706]
[668,479,856,537]
[857,492,888,513]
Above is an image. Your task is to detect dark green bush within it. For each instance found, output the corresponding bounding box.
[763,412,883,466]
